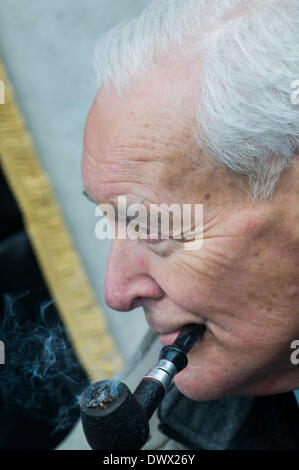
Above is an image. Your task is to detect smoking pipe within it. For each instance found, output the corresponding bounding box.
[80,323,206,450]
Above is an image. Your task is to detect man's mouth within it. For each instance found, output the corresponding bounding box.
[158,323,207,348]
[145,311,206,345]
[158,329,181,345]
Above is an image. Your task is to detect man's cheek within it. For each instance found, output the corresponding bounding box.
[166,246,228,285]
[172,326,282,401]
[173,334,248,400]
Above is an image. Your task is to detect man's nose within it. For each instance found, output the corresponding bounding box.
[104,240,164,312]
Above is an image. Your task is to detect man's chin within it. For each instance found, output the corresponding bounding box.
[172,358,261,401]
[173,367,280,401]
[173,370,230,402]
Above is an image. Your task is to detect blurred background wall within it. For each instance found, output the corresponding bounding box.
[0,0,150,361]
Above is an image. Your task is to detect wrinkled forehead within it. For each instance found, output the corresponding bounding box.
[82,69,202,205]
[84,64,197,152]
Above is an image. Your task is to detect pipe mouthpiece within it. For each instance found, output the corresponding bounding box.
[174,323,207,353]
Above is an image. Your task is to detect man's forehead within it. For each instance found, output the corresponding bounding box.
[86,87,189,147]
[84,59,198,151]
[82,70,204,207]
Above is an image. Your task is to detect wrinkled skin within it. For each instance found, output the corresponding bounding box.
[82,62,299,401]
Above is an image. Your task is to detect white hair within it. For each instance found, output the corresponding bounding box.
[93,0,299,199]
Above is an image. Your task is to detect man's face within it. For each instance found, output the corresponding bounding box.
[82,65,299,401]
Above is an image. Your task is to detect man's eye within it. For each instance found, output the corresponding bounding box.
[132,224,163,243]
[143,226,164,243]
[145,234,164,244]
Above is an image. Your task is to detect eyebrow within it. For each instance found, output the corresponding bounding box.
[82,190,147,224]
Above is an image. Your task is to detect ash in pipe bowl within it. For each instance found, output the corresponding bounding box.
[80,379,150,450]
[83,381,121,415]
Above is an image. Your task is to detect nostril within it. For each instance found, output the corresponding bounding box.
[130,297,146,310]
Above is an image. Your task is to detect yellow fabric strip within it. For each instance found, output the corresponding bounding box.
[0,60,123,382]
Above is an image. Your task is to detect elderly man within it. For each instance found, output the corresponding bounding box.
[81,0,299,449]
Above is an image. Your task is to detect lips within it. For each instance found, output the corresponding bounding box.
[154,320,207,345]
[145,309,206,345]
[158,330,181,345]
